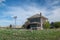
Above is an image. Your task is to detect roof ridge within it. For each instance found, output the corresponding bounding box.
[28,14,47,19]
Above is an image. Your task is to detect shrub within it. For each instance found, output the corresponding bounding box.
[52,22,60,28]
[43,21,50,29]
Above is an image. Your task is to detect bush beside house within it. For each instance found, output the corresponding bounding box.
[43,21,50,29]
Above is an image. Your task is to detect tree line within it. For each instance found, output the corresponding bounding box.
[44,21,60,29]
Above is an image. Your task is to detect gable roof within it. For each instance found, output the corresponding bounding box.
[28,14,48,19]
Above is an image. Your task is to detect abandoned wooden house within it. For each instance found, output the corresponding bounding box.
[23,13,48,30]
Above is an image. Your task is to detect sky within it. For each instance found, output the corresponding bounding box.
[0,0,60,27]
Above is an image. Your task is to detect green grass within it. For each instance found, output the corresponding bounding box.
[0,29,60,40]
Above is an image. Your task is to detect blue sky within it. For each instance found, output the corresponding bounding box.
[0,0,60,26]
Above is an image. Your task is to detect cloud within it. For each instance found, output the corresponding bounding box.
[46,0,60,5]
[0,20,13,26]
[47,7,60,22]
[0,0,60,26]
[1,5,48,26]
[2,5,60,26]
[44,0,60,10]
[0,0,5,3]
[0,0,6,6]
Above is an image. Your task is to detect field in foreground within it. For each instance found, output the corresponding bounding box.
[0,29,60,40]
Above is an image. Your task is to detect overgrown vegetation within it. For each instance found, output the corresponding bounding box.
[43,21,50,29]
[0,29,60,40]
[51,22,60,28]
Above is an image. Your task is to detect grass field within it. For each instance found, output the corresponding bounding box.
[0,29,60,40]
